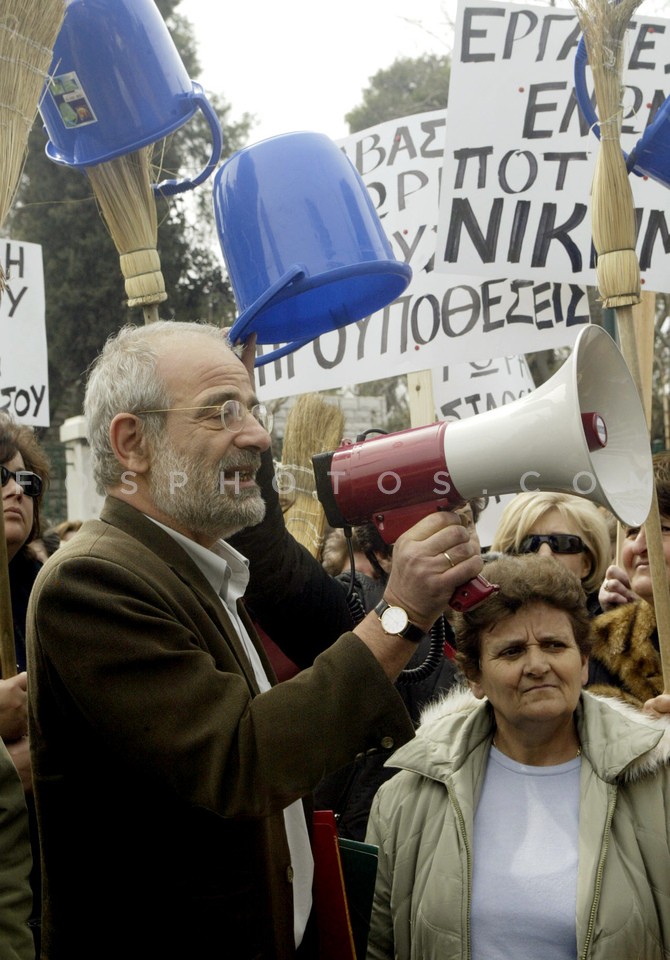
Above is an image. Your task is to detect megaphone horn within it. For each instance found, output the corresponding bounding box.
[313,325,652,609]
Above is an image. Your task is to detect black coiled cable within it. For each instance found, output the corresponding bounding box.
[341,529,445,685]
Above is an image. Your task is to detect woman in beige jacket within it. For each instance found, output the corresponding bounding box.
[366,555,670,960]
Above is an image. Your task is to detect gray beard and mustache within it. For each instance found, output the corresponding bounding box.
[149,438,266,540]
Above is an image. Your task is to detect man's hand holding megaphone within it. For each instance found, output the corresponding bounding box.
[352,511,483,682]
[238,335,483,681]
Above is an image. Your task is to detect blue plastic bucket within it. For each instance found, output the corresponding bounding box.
[626,96,670,187]
[39,0,222,196]
[574,35,670,188]
[213,131,412,365]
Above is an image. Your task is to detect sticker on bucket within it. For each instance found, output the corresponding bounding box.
[47,72,97,129]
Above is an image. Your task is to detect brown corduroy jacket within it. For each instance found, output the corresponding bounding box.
[27,496,413,960]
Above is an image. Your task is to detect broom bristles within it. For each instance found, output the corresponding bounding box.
[570,0,643,307]
[0,0,66,231]
[87,147,167,313]
[279,394,345,559]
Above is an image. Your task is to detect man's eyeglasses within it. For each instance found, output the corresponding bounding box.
[518,534,585,555]
[137,399,273,434]
[1,465,43,498]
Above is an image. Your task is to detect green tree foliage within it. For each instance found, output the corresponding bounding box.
[346,54,450,135]
[8,0,252,425]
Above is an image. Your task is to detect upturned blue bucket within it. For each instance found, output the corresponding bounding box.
[213,131,412,365]
[574,35,670,189]
[39,0,222,196]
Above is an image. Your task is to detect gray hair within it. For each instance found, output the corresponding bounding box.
[84,320,232,493]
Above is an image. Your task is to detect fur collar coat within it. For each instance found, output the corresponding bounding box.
[589,600,661,707]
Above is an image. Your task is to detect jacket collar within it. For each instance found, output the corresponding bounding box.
[98,497,268,692]
[386,685,670,785]
[99,496,235,600]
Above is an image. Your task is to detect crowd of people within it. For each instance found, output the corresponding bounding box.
[1,318,669,959]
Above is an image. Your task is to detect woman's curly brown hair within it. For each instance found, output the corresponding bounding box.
[454,554,592,680]
[0,414,50,545]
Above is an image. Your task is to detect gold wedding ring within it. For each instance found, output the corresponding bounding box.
[444,551,455,569]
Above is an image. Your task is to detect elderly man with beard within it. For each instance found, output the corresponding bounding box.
[26,320,482,960]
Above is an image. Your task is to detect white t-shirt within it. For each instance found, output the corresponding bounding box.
[150,519,314,948]
[471,745,581,960]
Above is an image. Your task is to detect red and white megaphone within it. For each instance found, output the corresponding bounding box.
[313,325,652,611]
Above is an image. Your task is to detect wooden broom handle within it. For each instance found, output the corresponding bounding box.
[143,304,160,324]
[617,304,670,692]
[0,504,16,678]
[407,370,436,428]
[643,493,670,692]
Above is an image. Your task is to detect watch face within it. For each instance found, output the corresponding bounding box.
[381,605,409,634]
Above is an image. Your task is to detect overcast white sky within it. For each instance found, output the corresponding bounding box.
[178,0,455,144]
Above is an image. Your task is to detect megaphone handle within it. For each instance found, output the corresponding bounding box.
[226,264,307,353]
[152,88,223,197]
[449,574,499,613]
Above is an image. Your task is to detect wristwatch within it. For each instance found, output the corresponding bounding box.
[374,599,425,643]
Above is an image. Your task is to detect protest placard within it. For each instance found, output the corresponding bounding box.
[255,109,590,401]
[432,354,535,422]
[435,0,670,291]
[0,239,49,427]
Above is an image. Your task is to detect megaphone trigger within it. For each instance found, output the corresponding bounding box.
[450,575,500,613]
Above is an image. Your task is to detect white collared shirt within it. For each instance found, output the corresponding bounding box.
[149,518,314,947]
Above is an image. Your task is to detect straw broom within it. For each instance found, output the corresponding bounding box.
[570,0,670,691]
[0,0,65,678]
[0,0,65,279]
[86,146,167,324]
[279,394,345,559]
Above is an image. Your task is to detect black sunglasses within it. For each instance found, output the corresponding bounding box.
[1,465,43,498]
[518,534,585,555]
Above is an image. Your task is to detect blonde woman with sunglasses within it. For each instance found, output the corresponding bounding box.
[490,490,611,615]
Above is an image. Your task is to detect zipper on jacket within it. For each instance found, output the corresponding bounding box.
[579,784,617,960]
[449,790,473,960]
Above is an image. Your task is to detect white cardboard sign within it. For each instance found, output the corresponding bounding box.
[0,240,49,427]
[435,0,670,291]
